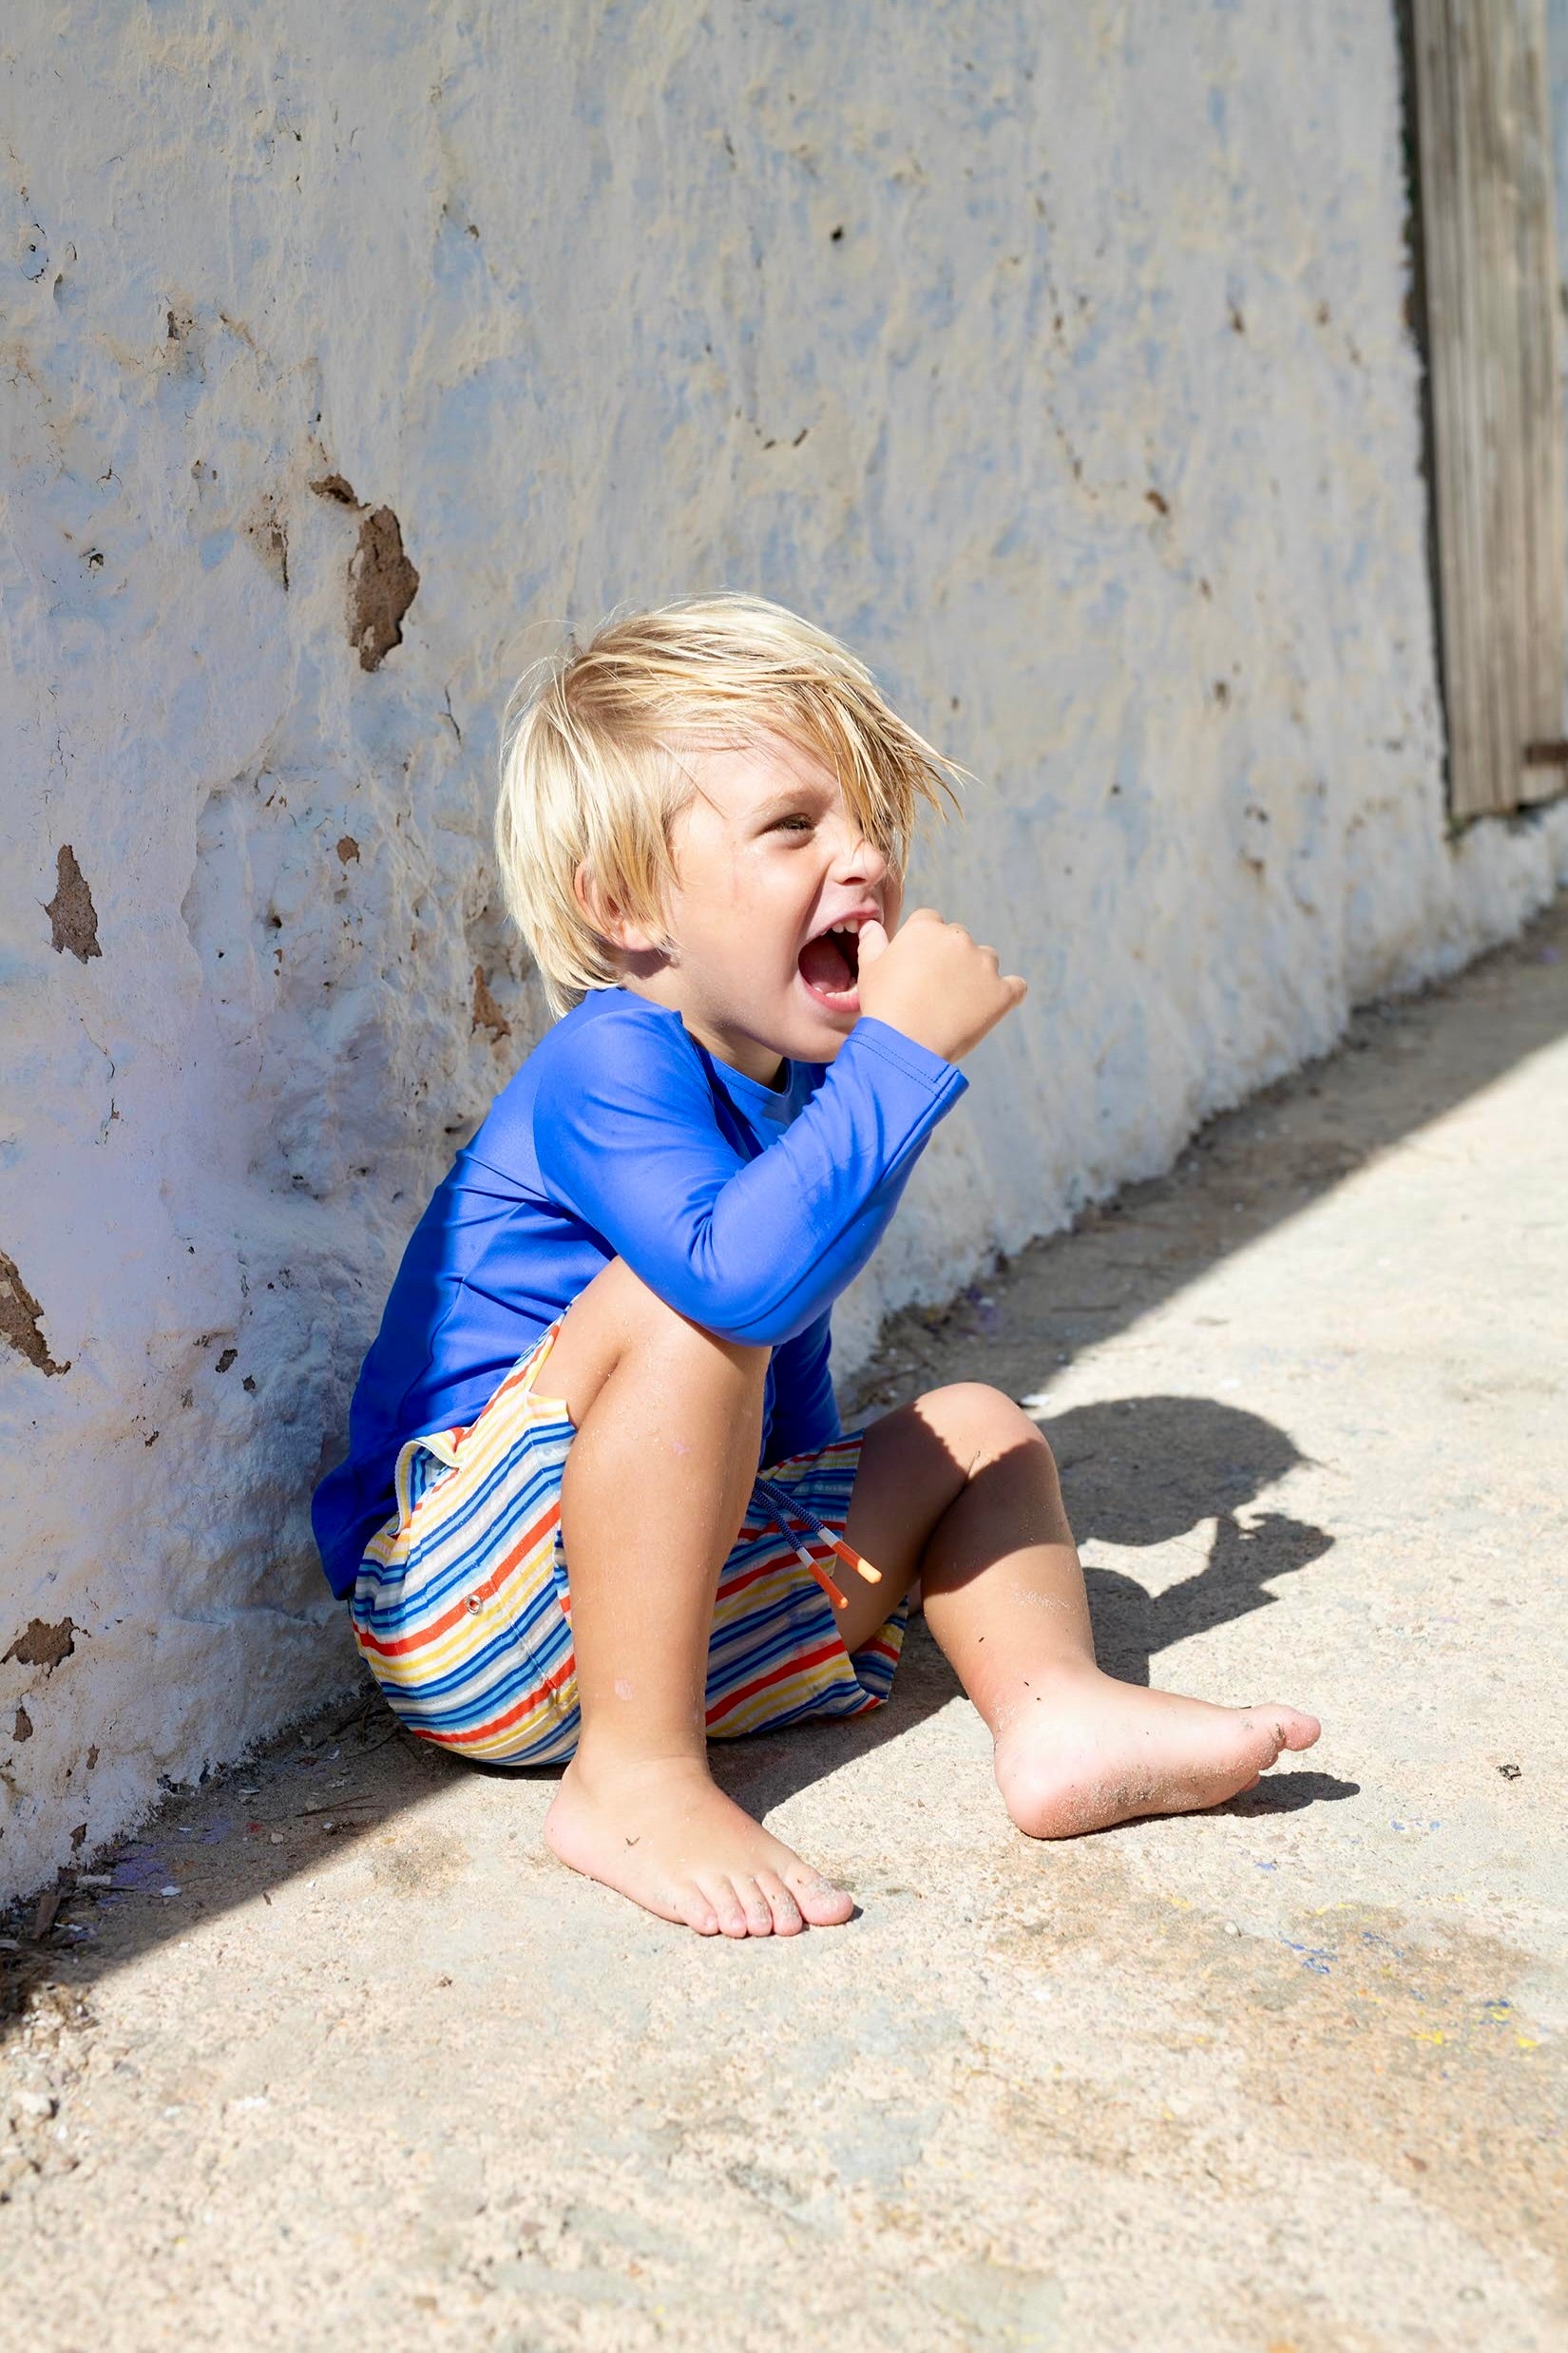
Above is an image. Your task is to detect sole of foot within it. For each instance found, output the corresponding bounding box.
[993,1674,1321,1840]
[545,1753,855,1937]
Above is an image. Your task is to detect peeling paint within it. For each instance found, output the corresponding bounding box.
[471,966,511,1043]
[0,1252,69,1376]
[44,848,102,963]
[310,472,358,507]
[348,507,419,671]
[3,1619,78,1675]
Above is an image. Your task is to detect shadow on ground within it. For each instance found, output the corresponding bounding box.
[2,895,1562,2033]
[713,1386,1360,1825]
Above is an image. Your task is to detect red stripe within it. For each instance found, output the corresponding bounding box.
[716,1536,839,1604]
[719,1535,851,1612]
[716,1557,794,1604]
[704,1636,844,1727]
[355,1500,560,1658]
[442,1650,578,1746]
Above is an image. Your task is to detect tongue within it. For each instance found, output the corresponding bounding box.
[798,933,855,995]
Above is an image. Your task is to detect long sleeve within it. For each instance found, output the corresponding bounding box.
[526,1005,967,1348]
[763,1313,841,1464]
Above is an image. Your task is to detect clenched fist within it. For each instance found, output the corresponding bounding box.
[855,907,1027,1063]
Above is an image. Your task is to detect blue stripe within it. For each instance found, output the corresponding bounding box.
[352,1410,904,1765]
[386,1427,572,1609]
[362,1444,570,1624]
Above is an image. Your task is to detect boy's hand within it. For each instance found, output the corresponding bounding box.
[855,908,1027,1063]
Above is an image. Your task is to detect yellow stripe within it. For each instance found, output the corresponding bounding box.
[362,1538,560,1692]
[364,1364,568,1575]
[709,1666,837,1737]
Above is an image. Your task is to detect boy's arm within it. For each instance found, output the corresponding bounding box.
[530,1004,966,1347]
[761,1314,840,1464]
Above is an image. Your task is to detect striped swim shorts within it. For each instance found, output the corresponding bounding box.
[348,1311,909,1766]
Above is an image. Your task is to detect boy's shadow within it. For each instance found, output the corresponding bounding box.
[1050,1394,1332,1686]
[712,1393,1351,1823]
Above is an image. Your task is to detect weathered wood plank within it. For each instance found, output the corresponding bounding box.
[1411,0,1566,819]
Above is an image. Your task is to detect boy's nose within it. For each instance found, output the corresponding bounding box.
[828,820,888,883]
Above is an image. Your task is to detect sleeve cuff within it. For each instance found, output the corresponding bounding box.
[843,1016,970,1101]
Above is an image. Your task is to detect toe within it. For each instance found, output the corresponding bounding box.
[675,1883,720,1936]
[704,1880,753,1939]
[783,1865,853,1927]
[1246,1704,1320,1760]
[757,1871,805,1937]
[735,1875,775,1937]
[674,1880,722,1935]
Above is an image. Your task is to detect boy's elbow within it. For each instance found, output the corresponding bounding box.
[697,1306,797,1350]
[687,1279,805,1350]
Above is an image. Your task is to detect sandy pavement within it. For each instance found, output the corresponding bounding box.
[2,897,1564,2351]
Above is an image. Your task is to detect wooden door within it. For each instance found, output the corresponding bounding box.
[1409,0,1568,816]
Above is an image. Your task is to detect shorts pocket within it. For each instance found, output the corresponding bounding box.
[351,1383,582,1765]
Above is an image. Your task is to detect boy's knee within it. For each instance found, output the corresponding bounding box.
[916,1380,1053,1470]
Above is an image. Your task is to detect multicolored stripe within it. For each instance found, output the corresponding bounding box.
[349,1315,908,1765]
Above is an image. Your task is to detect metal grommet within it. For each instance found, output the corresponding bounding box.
[465,1594,483,1615]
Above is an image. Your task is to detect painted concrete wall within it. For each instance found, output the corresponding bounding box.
[4,1,1566,1900]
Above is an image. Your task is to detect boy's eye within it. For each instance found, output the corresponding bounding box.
[773,813,814,834]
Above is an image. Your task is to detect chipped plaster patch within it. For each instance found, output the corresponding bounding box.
[471,966,511,1043]
[348,507,419,671]
[44,849,101,963]
[2,1620,78,1675]
[0,1253,69,1377]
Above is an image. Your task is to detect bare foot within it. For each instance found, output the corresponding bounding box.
[992,1666,1320,1839]
[545,1750,854,1937]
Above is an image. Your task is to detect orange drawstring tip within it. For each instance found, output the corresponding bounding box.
[813,1564,850,1612]
[768,1512,851,1610]
[831,1540,881,1585]
[755,1479,882,1609]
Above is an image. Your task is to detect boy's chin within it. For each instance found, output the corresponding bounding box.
[789,976,861,1054]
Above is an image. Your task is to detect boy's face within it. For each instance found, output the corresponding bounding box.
[614,734,902,1086]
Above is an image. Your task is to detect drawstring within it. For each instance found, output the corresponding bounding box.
[754,1476,883,1615]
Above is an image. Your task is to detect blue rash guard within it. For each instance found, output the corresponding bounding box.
[311,986,967,1597]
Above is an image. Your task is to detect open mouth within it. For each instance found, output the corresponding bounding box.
[796,916,866,1009]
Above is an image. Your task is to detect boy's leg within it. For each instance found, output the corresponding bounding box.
[834,1385,1319,1836]
[535,1259,853,1938]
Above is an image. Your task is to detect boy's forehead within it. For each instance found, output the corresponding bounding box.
[685,732,839,816]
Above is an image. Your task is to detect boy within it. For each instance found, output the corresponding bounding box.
[313,595,1318,1940]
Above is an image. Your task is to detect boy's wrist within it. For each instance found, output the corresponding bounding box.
[845,1014,966,1089]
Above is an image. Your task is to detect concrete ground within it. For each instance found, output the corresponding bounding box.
[2,898,1564,2353]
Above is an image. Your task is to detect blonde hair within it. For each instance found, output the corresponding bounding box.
[495,593,964,1016]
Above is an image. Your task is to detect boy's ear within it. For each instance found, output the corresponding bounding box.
[573,859,666,956]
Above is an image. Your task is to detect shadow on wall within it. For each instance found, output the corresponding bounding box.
[2,898,1563,2031]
